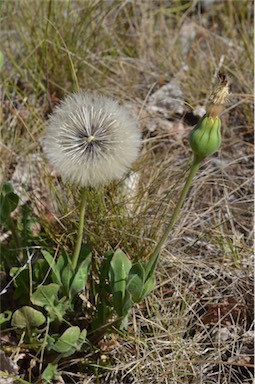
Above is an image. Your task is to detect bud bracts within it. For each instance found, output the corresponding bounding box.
[189,114,221,161]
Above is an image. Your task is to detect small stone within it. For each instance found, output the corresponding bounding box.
[193,105,206,118]
[147,80,185,118]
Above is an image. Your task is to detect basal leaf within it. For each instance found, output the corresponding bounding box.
[109,249,131,317]
[31,283,60,308]
[42,250,62,286]
[42,363,59,383]
[0,191,19,223]
[53,326,80,355]
[9,267,30,303]
[1,182,14,195]
[0,183,19,221]
[31,283,66,321]
[59,254,73,294]
[127,262,145,303]
[70,253,91,295]
[11,306,46,329]
[141,275,155,299]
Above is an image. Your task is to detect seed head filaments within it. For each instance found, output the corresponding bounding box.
[45,92,141,187]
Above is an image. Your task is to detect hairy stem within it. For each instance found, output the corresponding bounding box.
[72,187,87,270]
[145,156,201,276]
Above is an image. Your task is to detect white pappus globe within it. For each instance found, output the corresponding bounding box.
[44,91,141,187]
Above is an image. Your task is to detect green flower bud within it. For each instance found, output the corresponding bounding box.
[189,114,221,162]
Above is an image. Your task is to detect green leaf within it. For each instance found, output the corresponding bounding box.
[33,259,49,283]
[31,283,60,308]
[1,182,15,195]
[9,267,30,303]
[42,363,59,383]
[45,251,74,295]
[31,283,70,321]
[19,204,39,243]
[70,253,91,296]
[31,283,60,313]
[11,306,46,329]
[79,328,87,342]
[52,326,81,355]
[127,262,145,303]
[5,192,19,213]
[141,275,155,299]
[76,244,92,267]
[42,250,62,286]
[0,183,19,221]
[145,253,159,282]
[58,252,73,294]
[109,249,131,317]
[0,310,12,325]
[0,193,19,223]
[122,294,132,317]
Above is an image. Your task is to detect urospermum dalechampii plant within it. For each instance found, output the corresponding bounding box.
[45,91,141,187]
[42,75,230,332]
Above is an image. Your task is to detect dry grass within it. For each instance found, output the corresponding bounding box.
[1,0,253,383]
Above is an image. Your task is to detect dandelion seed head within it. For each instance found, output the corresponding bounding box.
[45,91,141,186]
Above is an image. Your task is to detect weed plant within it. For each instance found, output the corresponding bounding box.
[1,1,253,383]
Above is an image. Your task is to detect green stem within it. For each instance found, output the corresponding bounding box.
[145,156,202,276]
[72,187,87,270]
